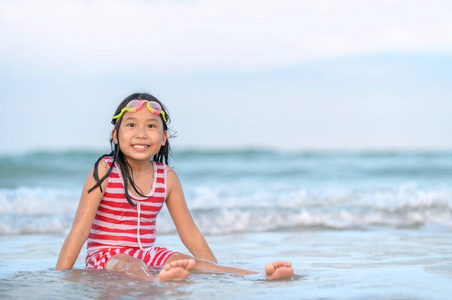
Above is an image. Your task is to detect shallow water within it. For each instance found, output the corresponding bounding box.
[1,229,452,299]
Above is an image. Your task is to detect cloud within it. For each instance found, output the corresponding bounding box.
[1,0,451,74]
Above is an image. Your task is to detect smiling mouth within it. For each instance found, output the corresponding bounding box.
[132,144,150,150]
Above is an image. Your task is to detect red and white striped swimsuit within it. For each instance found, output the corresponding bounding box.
[85,157,176,269]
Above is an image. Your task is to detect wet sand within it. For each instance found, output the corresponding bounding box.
[1,229,452,299]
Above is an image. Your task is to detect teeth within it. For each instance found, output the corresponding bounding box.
[133,145,148,148]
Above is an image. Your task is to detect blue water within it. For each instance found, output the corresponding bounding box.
[1,150,452,299]
[2,150,450,189]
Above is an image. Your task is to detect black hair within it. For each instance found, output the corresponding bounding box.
[88,92,172,207]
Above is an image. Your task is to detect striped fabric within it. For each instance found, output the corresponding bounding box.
[85,157,174,269]
[86,247,175,270]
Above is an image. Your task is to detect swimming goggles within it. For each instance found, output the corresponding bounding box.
[112,100,167,122]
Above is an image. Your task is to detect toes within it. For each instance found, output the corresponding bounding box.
[181,259,189,268]
[265,263,275,274]
[272,260,292,268]
[167,259,195,270]
[273,261,283,268]
[187,259,196,269]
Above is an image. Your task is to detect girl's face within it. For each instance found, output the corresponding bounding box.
[112,105,167,165]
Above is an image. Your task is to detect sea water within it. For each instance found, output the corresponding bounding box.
[1,150,451,299]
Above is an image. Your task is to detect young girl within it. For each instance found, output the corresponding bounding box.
[56,93,294,281]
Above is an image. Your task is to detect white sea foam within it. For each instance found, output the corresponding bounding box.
[1,183,451,235]
[0,187,79,235]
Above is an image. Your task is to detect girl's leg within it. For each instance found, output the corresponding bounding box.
[104,254,195,281]
[166,253,294,280]
[167,253,256,275]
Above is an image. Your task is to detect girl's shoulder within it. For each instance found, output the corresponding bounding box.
[154,161,173,173]
[153,162,177,181]
[100,156,114,165]
[94,155,114,176]
[164,165,179,183]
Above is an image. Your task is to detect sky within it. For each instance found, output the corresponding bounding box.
[1,0,451,154]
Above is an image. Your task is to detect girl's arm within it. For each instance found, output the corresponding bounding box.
[166,167,218,263]
[55,161,109,270]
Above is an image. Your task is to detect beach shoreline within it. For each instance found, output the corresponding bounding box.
[1,229,452,299]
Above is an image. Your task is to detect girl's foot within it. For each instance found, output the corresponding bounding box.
[158,259,196,281]
[265,261,294,280]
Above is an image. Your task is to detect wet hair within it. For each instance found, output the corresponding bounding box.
[88,92,172,207]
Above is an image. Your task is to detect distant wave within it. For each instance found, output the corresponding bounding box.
[1,150,451,189]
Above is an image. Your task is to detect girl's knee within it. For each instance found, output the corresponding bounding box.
[105,255,126,271]
[104,254,152,279]
[124,261,150,277]
[104,254,146,272]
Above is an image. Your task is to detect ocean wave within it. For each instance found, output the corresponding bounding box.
[1,184,451,235]
[0,187,79,235]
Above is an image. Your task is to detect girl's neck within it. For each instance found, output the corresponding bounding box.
[122,158,155,196]
[125,158,154,175]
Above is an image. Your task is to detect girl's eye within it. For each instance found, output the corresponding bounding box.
[126,123,135,128]
[148,124,156,128]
